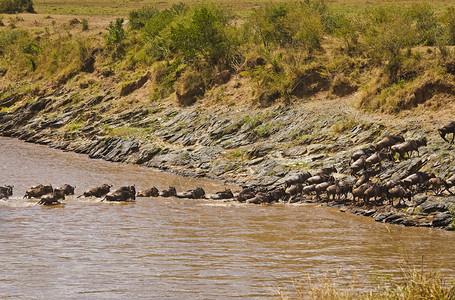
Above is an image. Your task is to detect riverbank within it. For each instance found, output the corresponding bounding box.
[1,2,455,230]
[1,82,455,230]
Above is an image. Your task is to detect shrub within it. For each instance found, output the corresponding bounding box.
[247,2,325,56]
[0,0,35,14]
[129,6,158,30]
[170,4,232,66]
[441,6,455,45]
[104,18,125,59]
[81,18,89,31]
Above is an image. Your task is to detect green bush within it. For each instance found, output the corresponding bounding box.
[170,4,232,65]
[247,2,325,56]
[0,0,35,14]
[441,6,455,45]
[129,6,158,30]
[104,18,125,59]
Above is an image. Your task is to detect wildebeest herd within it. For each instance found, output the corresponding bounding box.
[1,121,455,207]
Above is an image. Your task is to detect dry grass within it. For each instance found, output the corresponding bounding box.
[276,261,455,300]
[27,0,455,16]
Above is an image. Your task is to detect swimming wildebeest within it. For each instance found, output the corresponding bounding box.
[206,189,234,200]
[24,184,53,199]
[38,188,65,205]
[59,184,75,195]
[0,185,13,199]
[176,187,205,199]
[137,187,159,197]
[159,186,177,197]
[78,184,112,198]
[103,186,136,202]
[438,121,455,144]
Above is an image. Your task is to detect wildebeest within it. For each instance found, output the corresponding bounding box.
[365,151,390,169]
[307,174,334,185]
[300,184,317,200]
[387,185,411,206]
[38,188,65,205]
[137,187,159,197]
[375,135,405,151]
[446,174,455,194]
[315,167,337,176]
[78,184,112,198]
[426,177,449,195]
[284,172,311,187]
[350,155,367,174]
[351,145,377,163]
[314,181,333,201]
[352,183,370,204]
[401,172,435,192]
[103,186,136,202]
[24,184,53,199]
[176,187,205,199]
[159,186,177,197]
[0,185,13,199]
[438,121,455,144]
[391,137,427,160]
[206,189,234,200]
[59,184,75,195]
[363,183,385,205]
[234,186,258,202]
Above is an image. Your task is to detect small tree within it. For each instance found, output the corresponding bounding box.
[0,0,35,14]
[104,18,125,59]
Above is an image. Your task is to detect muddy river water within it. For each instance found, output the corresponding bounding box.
[0,137,454,298]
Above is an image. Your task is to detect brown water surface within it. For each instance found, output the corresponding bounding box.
[1,137,454,298]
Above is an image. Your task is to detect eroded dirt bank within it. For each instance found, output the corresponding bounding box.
[1,85,455,230]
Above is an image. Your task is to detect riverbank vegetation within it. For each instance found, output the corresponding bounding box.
[1,0,455,114]
[277,263,455,299]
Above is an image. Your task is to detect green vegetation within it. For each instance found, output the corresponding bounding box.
[0,0,34,13]
[1,1,455,112]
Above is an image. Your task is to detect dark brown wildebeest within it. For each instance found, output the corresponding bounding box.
[426,177,449,195]
[206,189,234,200]
[103,186,136,202]
[438,121,455,144]
[391,137,427,160]
[401,172,435,193]
[363,183,385,205]
[375,135,405,151]
[315,167,337,176]
[446,174,455,194]
[307,174,334,185]
[176,187,206,199]
[387,185,411,206]
[351,145,377,163]
[284,172,311,187]
[234,186,259,202]
[159,186,177,197]
[38,188,65,205]
[300,184,317,200]
[78,184,112,198]
[350,155,368,175]
[365,151,390,170]
[59,184,75,195]
[137,187,159,197]
[24,184,53,199]
[0,185,13,199]
[314,181,333,201]
[351,183,370,205]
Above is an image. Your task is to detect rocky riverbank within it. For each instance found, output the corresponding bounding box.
[1,84,455,230]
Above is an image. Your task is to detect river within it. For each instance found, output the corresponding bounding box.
[0,137,454,299]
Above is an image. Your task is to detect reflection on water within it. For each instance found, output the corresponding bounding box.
[0,137,454,298]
